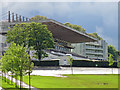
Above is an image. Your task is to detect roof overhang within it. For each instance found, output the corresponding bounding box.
[0,19,98,43]
[41,20,97,43]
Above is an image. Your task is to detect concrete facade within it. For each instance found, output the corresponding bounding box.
[72,40,108,61]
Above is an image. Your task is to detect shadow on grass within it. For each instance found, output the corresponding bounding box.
[1,77,28,90]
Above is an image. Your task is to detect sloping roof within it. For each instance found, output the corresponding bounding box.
[0,19,97,43]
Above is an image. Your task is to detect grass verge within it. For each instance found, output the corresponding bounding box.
[0,76,28,90]
[17,74,118,88]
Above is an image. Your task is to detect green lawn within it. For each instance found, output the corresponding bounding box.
[0,77,28,90]
[20,74,118,88]
[0,77,17,89]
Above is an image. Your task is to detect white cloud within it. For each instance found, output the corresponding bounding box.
[1,0,120,2]
[96,26,104,34]
[73,3,118,48]
[1,2,118,48]
[75,3,118,27]
[96,26,118,49]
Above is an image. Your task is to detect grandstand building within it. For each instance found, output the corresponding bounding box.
[72,40,108,61]
[0,11,98,63]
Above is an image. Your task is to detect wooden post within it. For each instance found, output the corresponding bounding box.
[8,11,10,22]
[16,14,18,22]
[19,15,21,22]
[23,16,24,22]
[12,13,14,22]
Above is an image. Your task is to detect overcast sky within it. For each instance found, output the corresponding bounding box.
[1,2,118,49]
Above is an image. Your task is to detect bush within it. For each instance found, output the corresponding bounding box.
[72,60,117,68]
[32,60,59,66]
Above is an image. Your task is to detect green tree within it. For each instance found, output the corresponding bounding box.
[67,55,73,74]
[6,22,54,88]
[1,51,14,83]
[108,53,114,74]
[30,15,48,20]
[88,33,103,40]
[1,54,8,82]
[108,45,118,61]
[6,23,30,47]
[1,48,15,84]
[28,22,54,61]
[117,51,120,68]
[1,42,34,89]
[6,22,54,61]
[64,22,86,33]
[117,56,120,68]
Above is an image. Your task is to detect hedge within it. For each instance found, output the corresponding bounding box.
[72,60,117,67]
[32,60,118,67]
[32,60,59,66]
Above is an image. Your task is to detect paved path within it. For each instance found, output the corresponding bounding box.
[31,67,119,77]
[0,73,39,90]
[0,73,4,90]
[0,87,3,90]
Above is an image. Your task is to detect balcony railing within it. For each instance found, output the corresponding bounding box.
[85,42,100,46]
[87,56,104,60]
[86,47,103,50]
[86,52,103,55]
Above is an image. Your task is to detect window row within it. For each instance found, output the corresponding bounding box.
[55,45,69,52]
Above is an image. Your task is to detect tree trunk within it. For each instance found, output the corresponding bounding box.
[11,64,13,84]
[38,51,41,60]
[7,73,9,84]
[15,74,17,88]
[2,71,3,80]
[20,70,22,89]
[11,73,12,84]
[112,68,113,74]
[29,72,31,90]
[28,50,31,90]
[5,73,6,82]
[71,65,73,75]
[38,51,41,66]
[11,72,13,84]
